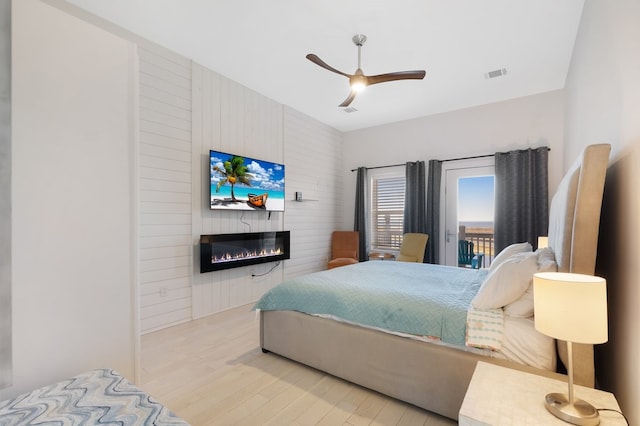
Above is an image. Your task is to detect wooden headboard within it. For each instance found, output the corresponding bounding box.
[547,143,611,386]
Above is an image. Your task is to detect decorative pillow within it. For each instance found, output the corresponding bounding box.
[489,242,533,273]
[536,247,557,271]
[472,251,538,309]
[538,260,558,273]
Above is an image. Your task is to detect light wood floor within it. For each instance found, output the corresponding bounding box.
[140,304,457,426]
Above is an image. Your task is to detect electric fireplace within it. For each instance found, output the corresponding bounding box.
[199,231,290,273]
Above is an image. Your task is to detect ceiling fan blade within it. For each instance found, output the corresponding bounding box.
[367,70,426,86]
[306,54,351,78]
[339,91,357,108]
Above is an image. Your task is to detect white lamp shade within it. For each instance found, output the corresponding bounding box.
[533,272,608,344]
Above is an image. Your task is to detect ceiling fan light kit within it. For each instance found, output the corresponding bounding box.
[350,73,367,93]
[306,34,426,107]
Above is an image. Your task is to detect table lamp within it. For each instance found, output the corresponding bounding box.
[538,236,549,249]
[533,272,608,426]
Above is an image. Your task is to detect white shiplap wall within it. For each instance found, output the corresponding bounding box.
[191,65,345,318]
[134,42,345,328]
[191,63,285,318]
[138,45,193,333]
[132,38,344,328]
[283,107,345,279]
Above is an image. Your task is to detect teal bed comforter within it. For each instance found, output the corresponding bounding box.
[254,261,488,346]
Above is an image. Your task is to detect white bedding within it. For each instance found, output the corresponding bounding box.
[257,244,559,372]
[309,311,556,371]
[497,316,557,371]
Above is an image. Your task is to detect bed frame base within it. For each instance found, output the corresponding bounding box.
[260,310,563,420]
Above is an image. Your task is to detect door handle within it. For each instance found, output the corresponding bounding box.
[446,230,456,243]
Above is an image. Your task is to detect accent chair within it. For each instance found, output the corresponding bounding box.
[327,231,360,269]
[396,233,429,263]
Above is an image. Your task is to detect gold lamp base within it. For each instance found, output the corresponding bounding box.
[545,393,600,426]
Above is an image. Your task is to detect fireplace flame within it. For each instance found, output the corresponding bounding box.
[212,248,283,264]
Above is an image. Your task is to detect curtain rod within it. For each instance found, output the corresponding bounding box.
[350,163,405,172]
[350,147,550,172]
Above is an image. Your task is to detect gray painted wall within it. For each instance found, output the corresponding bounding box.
[0,0,12,389]
[564,0,640,422]
[2,0,135,399]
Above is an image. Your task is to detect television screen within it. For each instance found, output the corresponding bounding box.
[209,150,285,211]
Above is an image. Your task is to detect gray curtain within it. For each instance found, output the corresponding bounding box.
[494,147,549,254]
[404,161,427,234]
[353,167,368,261]
[424,160,442,264]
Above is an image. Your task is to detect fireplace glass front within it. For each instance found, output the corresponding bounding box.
[199,231,290,273]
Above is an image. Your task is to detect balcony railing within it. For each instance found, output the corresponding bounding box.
[459,225,494,269]
[369,225,495,269]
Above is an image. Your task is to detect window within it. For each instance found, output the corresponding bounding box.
[369,168,405,251]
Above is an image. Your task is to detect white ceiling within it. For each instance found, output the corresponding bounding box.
[64,0,585,132]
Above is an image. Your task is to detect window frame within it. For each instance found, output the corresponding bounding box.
[368,166,406,253]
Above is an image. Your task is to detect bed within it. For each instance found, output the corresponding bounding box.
[0,368,189,425]
[256,143,611,420]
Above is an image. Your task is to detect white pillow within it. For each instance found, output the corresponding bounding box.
[503,248,558,318]
[536,247,557,271]
[489,242,533,273]
[503,285,534,318]
[536,246,555,259]
[472,251,538,309]
[538,260,558,273]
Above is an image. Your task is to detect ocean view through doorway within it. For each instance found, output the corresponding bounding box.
[458,176,495,267]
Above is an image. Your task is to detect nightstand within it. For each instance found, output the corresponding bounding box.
[459,362,625,425]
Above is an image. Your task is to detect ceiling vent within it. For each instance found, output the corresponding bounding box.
[343,106,358,113]
[485,68,507,79]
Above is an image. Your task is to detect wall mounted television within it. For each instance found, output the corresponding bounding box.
[209,150,285,212]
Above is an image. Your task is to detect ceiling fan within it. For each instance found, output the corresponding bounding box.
[306,34,426,108]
